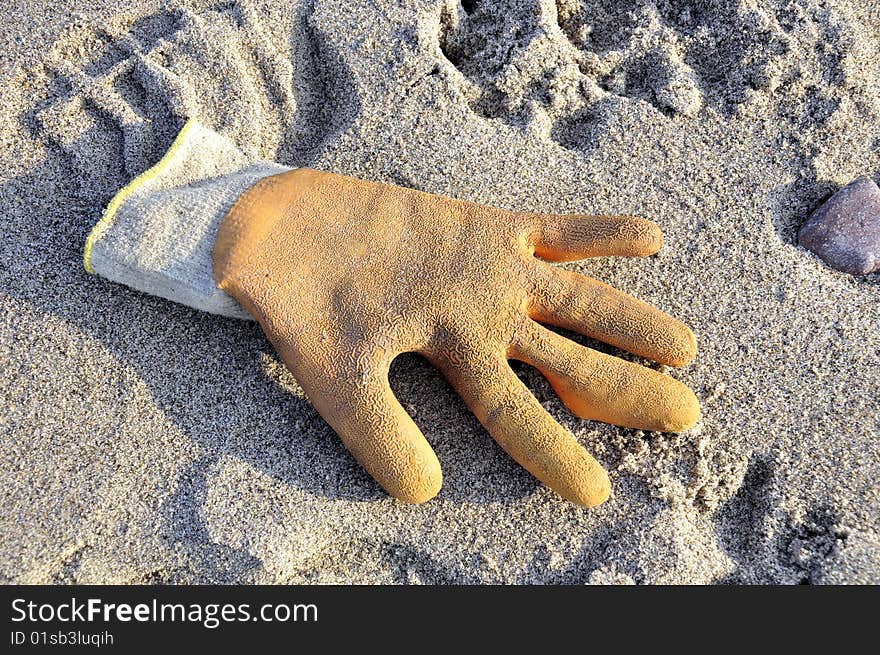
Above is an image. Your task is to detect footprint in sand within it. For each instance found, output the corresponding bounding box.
[436,0,871,155]
[34,3,296,199]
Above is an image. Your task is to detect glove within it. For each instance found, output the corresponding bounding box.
[87,120,700,507]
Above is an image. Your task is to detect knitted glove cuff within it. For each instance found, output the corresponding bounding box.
[84,120,290,319]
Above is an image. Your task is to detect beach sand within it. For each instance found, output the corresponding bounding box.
[1,0,878,584]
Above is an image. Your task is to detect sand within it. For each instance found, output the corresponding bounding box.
[1,0,878,584]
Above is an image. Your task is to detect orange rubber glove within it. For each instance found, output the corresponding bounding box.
[213,168,700,507]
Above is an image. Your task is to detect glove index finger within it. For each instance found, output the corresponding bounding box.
[522,213,664,261]
[433,342,611,508]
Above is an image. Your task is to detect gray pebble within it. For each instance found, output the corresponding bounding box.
[798,176,880,275]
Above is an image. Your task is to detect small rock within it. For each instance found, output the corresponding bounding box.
[798,176,880,275]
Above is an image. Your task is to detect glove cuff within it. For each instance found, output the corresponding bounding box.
[84,119,291,319]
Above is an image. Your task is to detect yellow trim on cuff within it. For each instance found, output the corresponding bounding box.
[83,118,199,274]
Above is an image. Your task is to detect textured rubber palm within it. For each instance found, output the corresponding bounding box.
[213,169,700,506]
